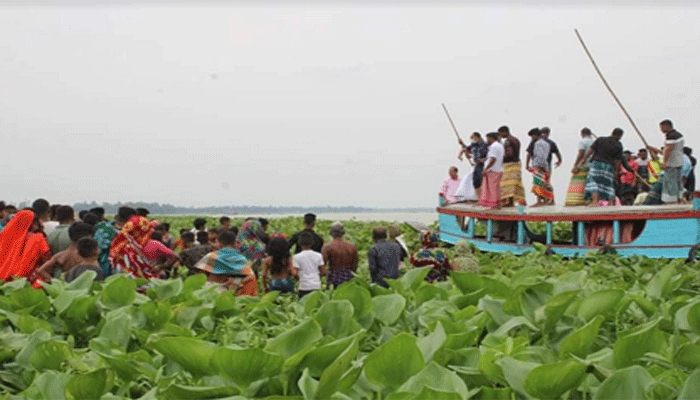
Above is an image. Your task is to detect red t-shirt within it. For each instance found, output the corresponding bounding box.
[620,160,638,185]
[142,240,175,263]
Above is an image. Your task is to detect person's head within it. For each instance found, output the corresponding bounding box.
[0,202,6,219]
[528,128,541,139]
[611,127,624,140]
[298,231,314,250]
[76,237,99,260]
[180,231,195,246]
[372,226,387,242]
[448,166,458,179]
[660,119,673,134]
[330,222,345,238]
[49,204,61,221]
[217,229,236,247]
[219,216,231,227]
[117,207,137,223]
[154,223,170,234]
[581,127,592,138]
[623,150,633,161]
[89,207,105,221]
[81,212,99,226]
[31,198,50,222]
[259,218,269,231]
[208,230,218,247]
[193,218,207,231]
[540,126,550,138]
[303,213,316,228]
[497,126,510,139]
[230,225,239,238]
[78,210,88,221]
[470,132,482,142]
[56,205,75,225]
[684,147,693,156]
[136,208,150,218]
[196,231,209,245]
[485,132,499,144]
[638,148,648,160]
[388,224,402,240]
[267,237,290,274]
[150,230,164,243]
[68,221,95,243]
[4,205,17,215]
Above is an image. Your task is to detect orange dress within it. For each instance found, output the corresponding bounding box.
[0,210,51,281]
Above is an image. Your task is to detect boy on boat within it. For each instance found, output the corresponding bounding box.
[439,166,460,205]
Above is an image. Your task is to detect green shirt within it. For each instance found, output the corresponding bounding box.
[47,224,71,255]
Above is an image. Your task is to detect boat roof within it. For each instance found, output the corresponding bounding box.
[437,202,700,221]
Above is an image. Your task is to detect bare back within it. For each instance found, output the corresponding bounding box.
[322,239,358,271]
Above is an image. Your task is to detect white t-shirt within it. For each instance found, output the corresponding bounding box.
[485,141,505,173]
[293,249,324,291]
[43,221,59,236]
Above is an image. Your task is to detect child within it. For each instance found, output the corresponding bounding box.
[65,237,105,282]
[34,221,94,282]
[262,237,297,293]
[293,232,326,298]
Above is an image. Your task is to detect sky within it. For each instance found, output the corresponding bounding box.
[1,2,699,208]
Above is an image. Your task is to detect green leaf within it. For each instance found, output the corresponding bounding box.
[544,290,581,331]
[158,383,240,400]
[314,300,360,338]
[371,294,406,325]
[300,333,362,378]
[65,369,114,400]
[577,289,624,321]
[399,266,431,291]
[523,359,587,399]
[397,362,469,399]
[644,264,676,300]
[148,278,183,300]
[613,318,668,368]
[148,336,217,377]
[364,332,426,389]
[333,282,373,318]
[211,348,284,389]
[99,275,136,309]
[316,335,361,399]
[65,270,96,291]
[20,370,70,400]
[559,315,604,358]
[139,301,172,330]
[675,300,700,334]
[417,322,446,363]
[450,271,484,294]
[495,356,540,396]
[99,309,132,349]
[8,313,53,334]
[30,340,72,371]
[677,369,700,400]
[265,318,323,358]
[298,368,319,400]
[675,343,700,368]
[593,366,653,400]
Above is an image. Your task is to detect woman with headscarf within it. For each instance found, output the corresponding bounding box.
[409,231,452,283]
[194,229,257,296]
[235,219,267,262]
[109,215,160,279]
[0,210,51,282]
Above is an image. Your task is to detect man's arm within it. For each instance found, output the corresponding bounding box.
[525,153,532,170]
[35,254,60,282]
[554,150,562,168]
[351,245,358,272]
[484,156,496,171]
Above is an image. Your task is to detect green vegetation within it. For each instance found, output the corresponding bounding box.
[2,216,700,399]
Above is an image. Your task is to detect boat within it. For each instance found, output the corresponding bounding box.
[436,199,700,259]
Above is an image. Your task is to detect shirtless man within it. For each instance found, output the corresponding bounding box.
[321,222,358,288]
[34,221,95,282]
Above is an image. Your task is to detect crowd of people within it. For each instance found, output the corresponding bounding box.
[0,202,465,296]
[440,119,694,209]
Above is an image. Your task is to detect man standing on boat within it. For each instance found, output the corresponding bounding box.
[540,127,563,171]
[478,132,505,209]
[497,126,525,207]
[577,128,632,206]
[526,128,555,207]
[458,132,488,199]
[647,120,685,204]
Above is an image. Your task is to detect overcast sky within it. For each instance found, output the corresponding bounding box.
[1,3,698,208]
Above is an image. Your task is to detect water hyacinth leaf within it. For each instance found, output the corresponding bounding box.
[544,290,580,331]
[148,278,183,300]
[99,309,132,349]
[139,301,172,330]
[183,273,207,293]
[479,297,511,325]
[397,362,469,399]
[364,332,426,389]
[333,282,373,318]
[677,369,700,400]
[316,336,360,399]
[64,369,113,400]
[99,275,136,309]
[20,370,70,400]
[65,270,96,291]
[30,340,72,371]
[298,368,318,400]
[559,315,605,358]
[300,333,362,378]
[148,336,217,377]
[314,300,358,338]
[593,366,653,400]
[523,359,587,399]
[577,289,624,321]
[158,383,240,400]
[9,285,51,314]
[679,301,700,334]
[451,271,484,294]
[644,263,676,300]
[265,318,323,358]
[417,322,446,363]
[371,294,406,326]
[478,387,514,400]
[415,284,449,305]
[14,329,52,369]
[398,266,431,291]
[675,343,700,368]
[495,357,539,396]
[613,318,668,368]
[211,348,284,389]
[212,290,240,318]
[8,312,53,334]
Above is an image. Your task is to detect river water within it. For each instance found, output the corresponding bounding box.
[242,211,438,226]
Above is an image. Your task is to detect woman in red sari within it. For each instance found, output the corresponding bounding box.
[109,216,160,279]
[0,210,51,281]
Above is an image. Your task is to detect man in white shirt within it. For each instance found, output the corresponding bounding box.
[439,166,460,204]
[293,231,326,298]
[478,132,505,209]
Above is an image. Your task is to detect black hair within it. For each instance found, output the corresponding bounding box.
[76,237,99,259]
[219,216,230,224]
[471,132,482,139]
[117,207,136,222]
[82,212,99,226]
[56,205,75,224]
[298,231,314,249]
[303,213,316,225]
[180,231,195,243]
[31,199,50,217]
[497,125,509,134]
[136,208,150,217]
[161,222,170,231]
[218,229,236,246]
[541,126,550,134]
[4,205,17,212]
[581,127,592,136]
[638,148,648,153]
[684,147,693,156]
[528,128,541,137]
[0,201,5,210]
[373,226,387,241]
[267,237,290,275]
[68,221,95,242]
[193,218,207,230]
[89,207,105,219]
[78,210,88,220]
[49,204,61,220]
[660,119,673,128]
[151,230,164,242]
[486,132,499,141]
[259,218,269,227]
[612,128,624,138]
[230,226,239,238]
[196,231,209,244]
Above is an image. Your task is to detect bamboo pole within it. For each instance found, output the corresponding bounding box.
[441,103,473,165]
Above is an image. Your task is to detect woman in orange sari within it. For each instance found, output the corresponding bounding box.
[0,210,51,281]
[109,215,160,279]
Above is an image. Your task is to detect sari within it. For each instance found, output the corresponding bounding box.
[500,162,526,205]
[194,247,258,296]
[532,168,554,200]
[109,216,158,279]
[565,166,589,206]
[0,210,51,281]
[409,231,451,283]
[235,220,266,261]
[94,221,118,277]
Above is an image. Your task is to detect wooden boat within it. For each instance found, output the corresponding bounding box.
[437,200,700,259]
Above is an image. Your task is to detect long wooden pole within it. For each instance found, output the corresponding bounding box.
[441,103,465,144]
[574,29,654,153]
